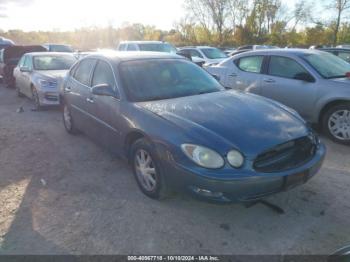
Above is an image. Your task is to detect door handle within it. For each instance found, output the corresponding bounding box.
[65,86,72,92]
[264,78,276,83]
[229,73,237,77]
[86,97,94,103]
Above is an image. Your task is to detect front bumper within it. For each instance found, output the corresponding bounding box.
[163,143,326,203]
[38,90,60,106]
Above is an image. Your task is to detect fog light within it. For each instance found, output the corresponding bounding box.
[191,186,223,198]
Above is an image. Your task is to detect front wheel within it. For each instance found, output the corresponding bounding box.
[16,83,24,97]
[32,87,42,110]
[323,103,350,145]
[62,103,79,135]
[130,138,170,199]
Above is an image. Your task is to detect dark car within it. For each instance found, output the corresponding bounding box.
[43,44,74,53]
[320,48,350,63]
[0,45,46,88]
[61,52,325,203]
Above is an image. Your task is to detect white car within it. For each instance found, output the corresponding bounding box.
[178,46,228,66]
[13,52,77,109]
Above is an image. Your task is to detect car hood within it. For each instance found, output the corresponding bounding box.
[329,77,350,85]
[138,91,308,157]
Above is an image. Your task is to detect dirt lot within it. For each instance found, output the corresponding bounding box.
[0,84,349,255]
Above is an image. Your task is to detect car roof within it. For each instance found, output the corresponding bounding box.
[44,43,71,46]
[119,41,166,44]
[26,52,76,56]
[181,46,215,49]
[320,48,350,51]
[236,48,325,56]
[83,51,183,62]
[0,37,15,45]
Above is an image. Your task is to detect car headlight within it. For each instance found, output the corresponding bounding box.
[39,79,57,88]
[181,144,224,169]
[227,150,244,168]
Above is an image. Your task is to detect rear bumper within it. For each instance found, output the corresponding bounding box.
[163,143,326,203]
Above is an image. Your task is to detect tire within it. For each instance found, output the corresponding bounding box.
[322,103,350,145]
[62,102,79,135]
[130,138,171,200]
[16,82,24,98]
[31,87,42,110]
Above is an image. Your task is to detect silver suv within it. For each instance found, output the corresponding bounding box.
[206,49,350,144]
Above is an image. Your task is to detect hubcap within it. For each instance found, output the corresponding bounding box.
[328,110,350,141]
[134,149,157,192]
[33,90,39,107]
[63,105,72,130]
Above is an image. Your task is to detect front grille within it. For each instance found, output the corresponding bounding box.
[254,136,316,173]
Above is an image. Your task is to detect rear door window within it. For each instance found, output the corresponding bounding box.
[18,55,26,67]
[237,56,264,73]
[337,51,350,63]
[73,59,96,86]
[127,44,138,51]
[118,44,126,51]
[23,56,32,70]
[268,56,308,79]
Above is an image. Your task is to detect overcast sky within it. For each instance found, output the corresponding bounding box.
[0,0,321,31]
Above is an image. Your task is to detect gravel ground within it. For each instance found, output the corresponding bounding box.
[0,85,349,255]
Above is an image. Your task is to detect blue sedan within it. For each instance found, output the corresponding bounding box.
[61,52,326,203]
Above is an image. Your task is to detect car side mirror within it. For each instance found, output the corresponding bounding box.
[212,74,221,81]
[294,72,315,83]
[176,51,192,61]
[20,66,31,72]
[91,84,118,98]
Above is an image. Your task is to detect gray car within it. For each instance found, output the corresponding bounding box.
[13,52,77,109]
[206,49,350,144]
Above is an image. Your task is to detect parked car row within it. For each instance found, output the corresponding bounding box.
[0,42,329,203]
[206,49,350,144]
[117,41,229,67]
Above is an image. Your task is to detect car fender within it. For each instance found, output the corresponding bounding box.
[315,96,350,123]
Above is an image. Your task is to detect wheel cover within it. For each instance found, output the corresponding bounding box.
[33,90,40,107]
[63,105,72,130]
[134,149,157,192]
[328,109,350,141]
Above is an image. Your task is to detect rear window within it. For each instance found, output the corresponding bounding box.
[237,56,264,73]
[138,43,177,53]
[200,48,227,59]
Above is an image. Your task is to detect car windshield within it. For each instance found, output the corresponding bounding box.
[200,48,228,59]
[120,59,224,102]
[33,55,76,70]
[138,43,177,53]
[49,45,74,52]
[303,52,350,79]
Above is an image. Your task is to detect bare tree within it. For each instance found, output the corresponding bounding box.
[329,0,350,45]
[290,0,313,31]
[184,0,231,44]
